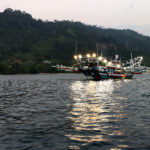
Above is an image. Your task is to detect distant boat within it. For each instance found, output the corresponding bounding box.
[122,54,144,75]
[52,65,74,72]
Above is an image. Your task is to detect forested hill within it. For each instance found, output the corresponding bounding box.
[0,8,150,73]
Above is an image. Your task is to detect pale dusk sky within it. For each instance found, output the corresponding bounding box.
[0,0,150,36]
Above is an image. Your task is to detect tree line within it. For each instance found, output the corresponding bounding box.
[0,8,150,74]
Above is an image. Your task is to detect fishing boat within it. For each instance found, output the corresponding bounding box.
[73,53,133,80]
[105,55,133,79]
[122,54,144,74]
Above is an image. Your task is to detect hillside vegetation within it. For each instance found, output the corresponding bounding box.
[0,8,150,74]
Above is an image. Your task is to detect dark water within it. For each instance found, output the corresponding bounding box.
[0,73,150,150]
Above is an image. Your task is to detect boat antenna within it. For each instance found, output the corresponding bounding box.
[101,51,103,57]
[96,43,98,56]
[131,52,133,60]
[99,43,102,57]
[114,45,116,60]
[130,52,134,71]
[96,43,99,66]
[74,39,78,54]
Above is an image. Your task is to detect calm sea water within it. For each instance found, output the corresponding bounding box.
[0,73,150,150]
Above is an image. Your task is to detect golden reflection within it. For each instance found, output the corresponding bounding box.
[66,134,106,143]
[69,145,80,150]
[66,80,123,144]
[119,144,130,148]
[110,148,121,150]
[71,80,114,99]
[66,80,130,148]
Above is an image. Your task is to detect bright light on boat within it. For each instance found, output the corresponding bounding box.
[117,64,120,68]
[92,53,96,58]
[103,59,107,63]
[108,62,112,66]
[98,56,102,60]
[78,55,82,59]
[74,55,78,59]
[86,54,91,58]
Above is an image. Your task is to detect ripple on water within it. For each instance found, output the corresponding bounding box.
[0,73,150,149]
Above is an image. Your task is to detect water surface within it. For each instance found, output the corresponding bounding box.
[0,73,150,150]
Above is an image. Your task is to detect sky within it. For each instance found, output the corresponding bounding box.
[0,0,150,36]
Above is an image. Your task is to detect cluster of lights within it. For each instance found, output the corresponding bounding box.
[74,53,115,67]
[74,53,97,59]
[86,53,96,58]
[74,54,82,59]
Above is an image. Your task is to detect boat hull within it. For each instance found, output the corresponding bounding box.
[109,73,133,79]
[132,72,142,74]
[82,69,133,80]
[91,72,109,80]
[82,70,109,80]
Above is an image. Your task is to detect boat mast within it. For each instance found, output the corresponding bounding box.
[130,52,134,72]
[114,46,118,68]
[96,43,99,66]
[74,39,78,54]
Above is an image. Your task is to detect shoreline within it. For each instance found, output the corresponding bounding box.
[0,72,80,75]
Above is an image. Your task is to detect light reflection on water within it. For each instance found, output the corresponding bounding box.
[71,80,114,100]
[67,80,129,149]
